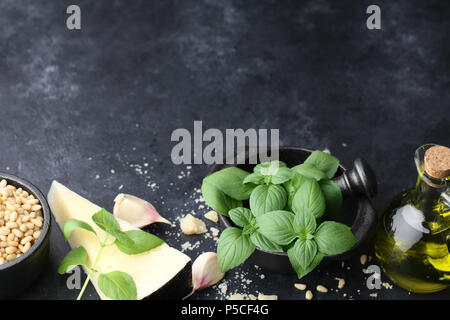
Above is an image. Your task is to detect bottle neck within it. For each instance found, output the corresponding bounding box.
[414,175,449,216]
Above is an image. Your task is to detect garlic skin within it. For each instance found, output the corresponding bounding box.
[113,193,172,228]
[192,252,225,291]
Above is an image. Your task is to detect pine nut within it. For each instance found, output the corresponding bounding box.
[12,229,23,238]
[33,230,41,240]
[305,290,313,300]
[31,205,41,211]
[360,254,367,265]
[9,211,17,222]
[20,236,33,245]
[335,277,345,289]
[316,285,328,293]
[5,247,16,254]
[28,199,39,205]
[31,219,42,228]
[0,227,9,236]
[294,283,307,291]
[22,242,31,253]
[5,222,17,229]
[6,254,16,261]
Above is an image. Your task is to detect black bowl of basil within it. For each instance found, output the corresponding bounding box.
[203,146,377,276]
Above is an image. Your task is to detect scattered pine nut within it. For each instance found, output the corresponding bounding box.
[305,290,313,300]
[258,293,278,300]
[294,283,307,291]
[335,277,346,289]
[316,285,328,293]
[360,254,367,265]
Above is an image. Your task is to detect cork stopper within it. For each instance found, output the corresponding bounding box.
[424,145,450,179]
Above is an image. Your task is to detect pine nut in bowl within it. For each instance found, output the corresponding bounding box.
[0,172,52,298]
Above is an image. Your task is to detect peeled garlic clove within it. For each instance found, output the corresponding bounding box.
[192,252,225,291]
[113,193,172,228]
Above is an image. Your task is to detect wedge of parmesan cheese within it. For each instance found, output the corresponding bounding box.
[48,181,192,300]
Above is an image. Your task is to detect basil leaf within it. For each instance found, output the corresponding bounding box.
[98,271,137,300]
[243,172,265,185]
[270,167,293,185]
[288,248,324,279]
[319,180,343,215]
[256,210,296,245]
[201,180,242,217]
[253,161,292,185]
[217,227,255,272]
[291,163,328,181]
[91,209,134,246]
[204,167,255,200]
[63,219,96,241]
[285,174,310,210]
[314,221,357,255]
[254,161,287,175]
[115,230,164,255]
[229,207,254,228]
[250,231,283,253]
[291,179,326,219]
[58,246,88,274]
[291,238,318,269]
[304,150,340,179]
[293,208,317,238]
[284,173,309,195]
[107,229,134,247]
[250,184,287,217]
[92,209,121,232]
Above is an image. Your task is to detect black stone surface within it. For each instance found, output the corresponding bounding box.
[0,0,448,300]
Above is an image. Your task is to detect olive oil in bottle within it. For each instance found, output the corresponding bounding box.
[374,144,450,293]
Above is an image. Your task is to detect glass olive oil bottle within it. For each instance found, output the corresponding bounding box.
[374,144,450,293]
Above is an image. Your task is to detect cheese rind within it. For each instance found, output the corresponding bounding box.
[48,181,192,300]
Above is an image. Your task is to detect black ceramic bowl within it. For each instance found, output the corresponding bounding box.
[0,173,52,298]
[210,147,378,275]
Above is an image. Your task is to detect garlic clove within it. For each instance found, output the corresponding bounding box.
[113,193,172,228]
[192,252,225,291]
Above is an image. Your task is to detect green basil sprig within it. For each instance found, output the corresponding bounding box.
[217,206,284,272]
[257,186,356,278]
[58,208,164,300]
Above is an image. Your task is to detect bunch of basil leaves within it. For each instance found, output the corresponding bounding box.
[201,150,357,279]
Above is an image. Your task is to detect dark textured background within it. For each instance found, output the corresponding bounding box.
[0,0,448,300]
